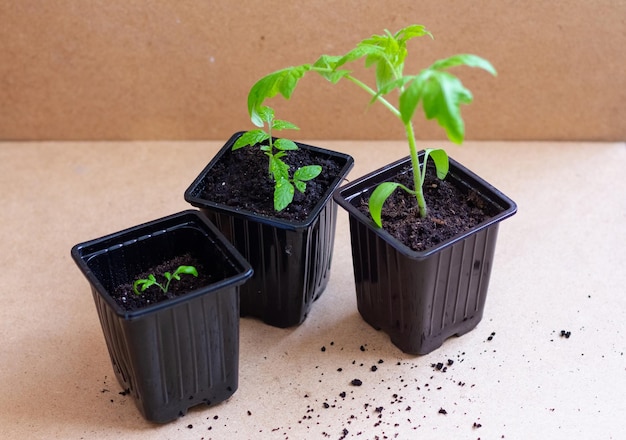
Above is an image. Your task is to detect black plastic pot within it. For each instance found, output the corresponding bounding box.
[71,210,253,423]
[184,132,354,328]
[333,154,517,355]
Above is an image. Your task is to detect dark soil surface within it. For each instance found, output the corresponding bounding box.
[111,254,211,311]
[198,144,345,222]
[356,163,502,252]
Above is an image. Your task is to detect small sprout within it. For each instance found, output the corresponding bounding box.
[232,106,322,212]
[133,265,198,295]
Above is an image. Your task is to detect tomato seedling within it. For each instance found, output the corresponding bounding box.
[233,106,322,212]
[133,265,198,295]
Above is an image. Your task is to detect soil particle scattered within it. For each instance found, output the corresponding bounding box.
[351,379,363,386]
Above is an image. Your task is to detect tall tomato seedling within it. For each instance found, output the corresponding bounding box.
[246,24,496,227]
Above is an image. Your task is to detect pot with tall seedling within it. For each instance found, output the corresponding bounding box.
[246,24,517,354]
[185,105,353,328]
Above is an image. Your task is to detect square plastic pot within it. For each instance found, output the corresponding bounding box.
[333,154,517,355]
[184,132,354,328]
[71,210,253,423]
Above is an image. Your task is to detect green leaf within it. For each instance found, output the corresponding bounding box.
[420,70,473,144]
[163,271,173,281]
[174,265,198,277]
[293,165,322,182]
[133,274,157,295]
[269,155,290,181]
[398,76,424,124]
[274,178,295,211]
[429,54,497,76]
[133,279,146,295]
[232,129,269,150]
[394,24,432,44]
[368,181,416,228]
[248,65,311,126]
[294,180,306,193]
[258,106,275,123]
[274,138,299,151]
[272,119,300,131]
[338,46,377,66]
[421,148,449,185]
[368,182,402,228]
[313,54,344,70]
[375,58,395,91]
[370,76,412,105]
[313,55,353,83]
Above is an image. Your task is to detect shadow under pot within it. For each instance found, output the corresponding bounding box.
[333,153,517,355]
[184,132,354,328]
[71,210,253,423]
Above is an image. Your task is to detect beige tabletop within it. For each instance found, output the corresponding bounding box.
[1,140,624,439]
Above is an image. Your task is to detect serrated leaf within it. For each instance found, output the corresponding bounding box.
[257,106,275,123]
[341,45,379,65]
[232,129,269,150]
[420,70,473,144]
[394,24,432,44]
[269,155,290,182]
[274,138,299,151]
[430,54,497,76]
[248,65,311,126]
[375,59,395,91]
[321,68,352,84]
[312,54,354,83]
[272,119,300,131]
[274,178,295,211]
[422,148,449,185]
[294,165,322,182]
[313,54,344,70]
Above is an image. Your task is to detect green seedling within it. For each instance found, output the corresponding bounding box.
[232,105,322,212]
[132,265,198,295]
[245,24,496,226]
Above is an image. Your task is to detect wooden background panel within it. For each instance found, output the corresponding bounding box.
[1,0,624,141]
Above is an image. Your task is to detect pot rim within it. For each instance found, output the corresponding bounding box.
[184,132,354,231]
[332,153,518,259]
[70,210,253,319]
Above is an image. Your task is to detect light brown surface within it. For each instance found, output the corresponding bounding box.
[1,139,625,439]
[1,1,625,141]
